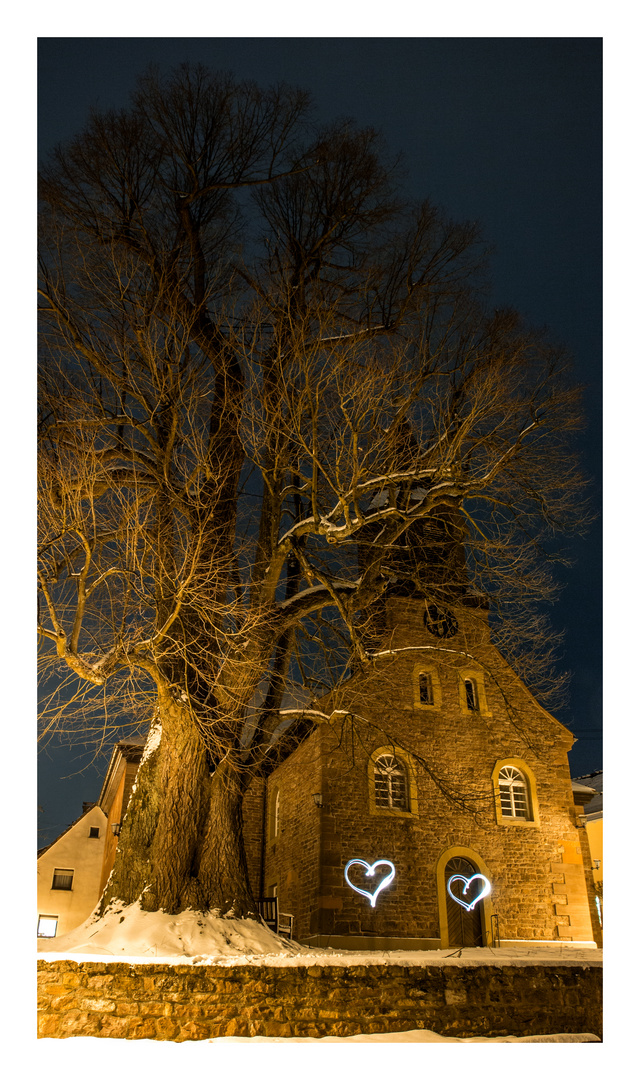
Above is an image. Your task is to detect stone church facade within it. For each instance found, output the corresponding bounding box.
[242,588,599,950]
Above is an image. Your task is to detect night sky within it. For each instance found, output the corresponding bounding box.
[37,37,602,849]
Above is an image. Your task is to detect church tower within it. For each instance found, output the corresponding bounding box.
[354,418,475,653]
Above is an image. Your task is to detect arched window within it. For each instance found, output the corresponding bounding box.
[413,665,441,710]
[458,670,490,716]
[419,672,434,705]
[373,754,409,811]
[492,759,539,827]
[498,766,531,820]
[465,678,478,711]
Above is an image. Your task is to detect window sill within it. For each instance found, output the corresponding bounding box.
[370,806,418,820]
[496,816,539,828]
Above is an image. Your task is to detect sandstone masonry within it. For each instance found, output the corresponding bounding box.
[38,958,602,1041]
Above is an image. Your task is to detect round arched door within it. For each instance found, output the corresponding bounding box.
[445,855,485,947]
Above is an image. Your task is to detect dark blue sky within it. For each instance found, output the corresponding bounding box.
[37,37,602,847]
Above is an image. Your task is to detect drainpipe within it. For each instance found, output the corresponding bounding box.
[258,778,267,900]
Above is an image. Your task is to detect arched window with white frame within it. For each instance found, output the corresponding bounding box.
[373,754,409,811]
[498,766,531,820]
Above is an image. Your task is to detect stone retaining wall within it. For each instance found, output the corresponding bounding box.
[38,958,602,1041]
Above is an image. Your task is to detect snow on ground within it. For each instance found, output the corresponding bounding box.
[37,901,299,962]
[52,1031,599,1044]
[204,1031,600,1042]
[38,902,602,970]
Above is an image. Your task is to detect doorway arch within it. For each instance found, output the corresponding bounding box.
[436,846,494,948]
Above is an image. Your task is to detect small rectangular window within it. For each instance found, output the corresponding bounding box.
[38,915,58,938]
[51,869,74,891]
[419,672,434,705]
[465,678,478,711]
[88,826,100,838]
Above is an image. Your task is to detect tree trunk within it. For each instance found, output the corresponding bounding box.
[192,757,256,917]
[100,687,256,917]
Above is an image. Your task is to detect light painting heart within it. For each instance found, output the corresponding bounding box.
[344,858,396,907]
[446,873,491,912]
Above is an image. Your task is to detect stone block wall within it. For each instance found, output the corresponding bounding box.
[37,958,603,1041]
[263,734,323,937]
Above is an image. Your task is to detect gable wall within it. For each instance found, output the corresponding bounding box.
[37,806,107,938]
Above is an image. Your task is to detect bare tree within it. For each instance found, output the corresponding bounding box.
[38,63,587,917]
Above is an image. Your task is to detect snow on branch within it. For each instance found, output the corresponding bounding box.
[275,466,459,548]
[275,580,358,613]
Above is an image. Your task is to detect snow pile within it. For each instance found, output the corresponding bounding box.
[37,901,299,961]
[37,904,602,969]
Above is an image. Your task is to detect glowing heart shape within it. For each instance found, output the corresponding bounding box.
[344,858,396,907]
[446,873,491,912]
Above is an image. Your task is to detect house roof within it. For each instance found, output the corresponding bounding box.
[572,771,602,816]
[98,738,146,813]
[37,802,107,859]
[571,780,597,796]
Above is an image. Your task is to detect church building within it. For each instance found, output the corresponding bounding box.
[242,510,600,951]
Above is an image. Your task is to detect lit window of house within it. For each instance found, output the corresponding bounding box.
[51,868,74,891]
[374,755,409,811]
[498,766,531,819]
[37,915,58,938]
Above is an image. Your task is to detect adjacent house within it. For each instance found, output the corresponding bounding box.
[37,803,108,939]
[37,740,144,940]
[96,740,145,897]
[572,771,603,938]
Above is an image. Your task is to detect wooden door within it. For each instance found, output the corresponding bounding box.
[445,856,484,947]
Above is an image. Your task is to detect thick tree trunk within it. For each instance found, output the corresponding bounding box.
[192,758,256,917]
[100,687,256,917]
